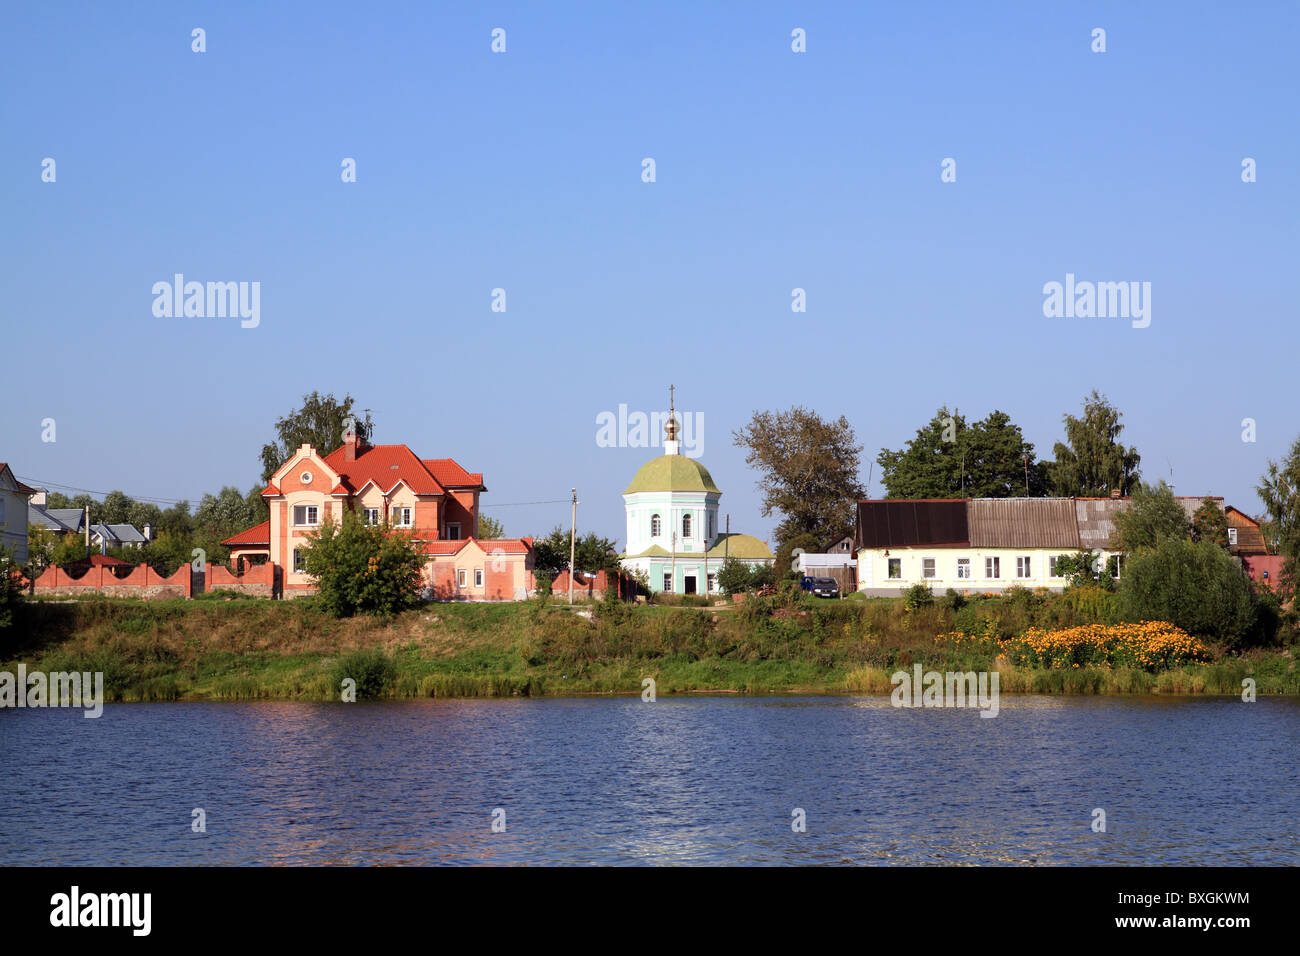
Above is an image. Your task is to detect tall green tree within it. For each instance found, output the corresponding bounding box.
[877,407,1048,498]
[1256,434,1300,596]
[733,406,864,548]
[1191,498,1230,549]
[260,391,373,482]
[1049,390,1141,497]
[300,513,424,617]
[531,527,619,575]
[476,515,505,539]
[1111,481,1189,552]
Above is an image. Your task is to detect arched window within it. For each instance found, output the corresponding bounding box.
[651,514,661,537]
[683,513,692,537]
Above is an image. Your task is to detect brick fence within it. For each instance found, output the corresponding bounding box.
[26,561,274,600]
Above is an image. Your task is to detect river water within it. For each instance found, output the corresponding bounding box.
[2,696,1296,865]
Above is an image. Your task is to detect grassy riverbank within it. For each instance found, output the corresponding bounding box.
[4,591,1298,701]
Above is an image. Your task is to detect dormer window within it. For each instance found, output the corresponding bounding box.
[651,514,661,537]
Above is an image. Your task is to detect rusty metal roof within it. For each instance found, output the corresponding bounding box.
[1075,498,1128,551]
[967,498,1081,549]
[856,500,969,548]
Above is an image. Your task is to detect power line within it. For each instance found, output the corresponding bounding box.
[16,476,193,507]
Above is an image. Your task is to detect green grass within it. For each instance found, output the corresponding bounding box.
[2,592,1297,701]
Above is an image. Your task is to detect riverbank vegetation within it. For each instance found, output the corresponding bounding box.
[3,584,1296,702]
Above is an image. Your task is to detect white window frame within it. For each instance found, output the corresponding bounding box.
[293,548,305,572]
[651,514,661,537]
[922,557,936,579]
[1228,528,1238,545]
[392,506,412,528]
[985,556,1000,579]
[1050,556,1060,577]
[474,568,484,587]
[363,508,381,526]
[683,513,692,538]
[293,505,319,527]
[956,558,971,579]
[457,568,467,588]
[1017,556,1031,578]
[663,572,672,592]
[887,558,901,580]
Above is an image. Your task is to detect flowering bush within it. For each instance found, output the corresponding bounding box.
[936,621,1209,670]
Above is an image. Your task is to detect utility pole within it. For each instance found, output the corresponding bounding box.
[725,514,730,561]
[670,531,677,594]
[1023,455,1030,496]
[568,488,577,605]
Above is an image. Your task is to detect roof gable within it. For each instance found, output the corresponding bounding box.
[321,444,447,496]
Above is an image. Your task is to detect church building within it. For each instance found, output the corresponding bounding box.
[619,396,774,595]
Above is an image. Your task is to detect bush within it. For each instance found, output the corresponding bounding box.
[903,583,933,612]
[299,513,424,617]
[330,649,396,699]
[1116,539,1259,647]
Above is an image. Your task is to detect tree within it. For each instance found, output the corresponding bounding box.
[877,407,1049,498]
[715,557,773,595]
[1049,390,1141,497]
[260,391,373,482]
[476,515,505,539]
[25,526,58,578]
[733,406,864,550]
[775,531,822,580]
[1257,434,1300,597]
[1111,481,1189,552]
[0,549,22,630]
[531,527,619,575]
[1116,539,1259,648]
[1191,498,1230,549]
[300,513,424,617]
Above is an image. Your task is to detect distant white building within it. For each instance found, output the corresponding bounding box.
[0,463,38,563]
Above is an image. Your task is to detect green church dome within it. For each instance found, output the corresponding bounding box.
[623,454,721,495]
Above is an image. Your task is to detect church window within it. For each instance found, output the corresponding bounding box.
[683,513,692,537]
[651,514,661,537]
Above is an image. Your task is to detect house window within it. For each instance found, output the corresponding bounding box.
[1228,528,1238,545]
[445,522,460,539]
[922,558,936,579]
[474,568,483,587]
[708,513,714,538]
[391,507,412,527]
[363,508,380,526]
[663,572,672,592]
[1017,556,1031,578]
[707,573,717,593]
[299,471,313,485]
[293,548,305,572]
[457,569,467,588]
[957,558,970,579]
[1111,556,1122,579]
[651,514,661,537]
[683,513,692,537]
[985,557,1000,579]
[293,505,319,527]
[887,558,901,579]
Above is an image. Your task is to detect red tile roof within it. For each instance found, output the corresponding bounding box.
[421,537,533,556]
[423,458,485,489]
[222,520,271,546]
[321,444,448,496]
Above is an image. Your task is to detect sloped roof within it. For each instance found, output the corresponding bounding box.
[622,535,774,561]
[223,520,271,546]
[967,498,1080,549]
[624,454,720,494]
[44,508,87,531]
[421,537,533,557]
[423,459,485,490]
[1074,498,1126,551]
[0,464,37,495]
[321,444,447,496]
[29,505,75,532]
[856,500,969,549]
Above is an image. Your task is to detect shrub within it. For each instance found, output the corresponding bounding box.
[903,583,933,612]
[329,649,396,699]
[299,513,424,617]
[1116,538,1259,647]
[999,622,1208,671]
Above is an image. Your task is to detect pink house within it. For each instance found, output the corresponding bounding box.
[228,430,532,598]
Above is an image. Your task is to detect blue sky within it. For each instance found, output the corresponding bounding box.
[3,1,1296,543]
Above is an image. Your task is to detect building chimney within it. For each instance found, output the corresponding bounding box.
[344,425,359,462]
[31,489,46,508]
[143,522,153,542]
